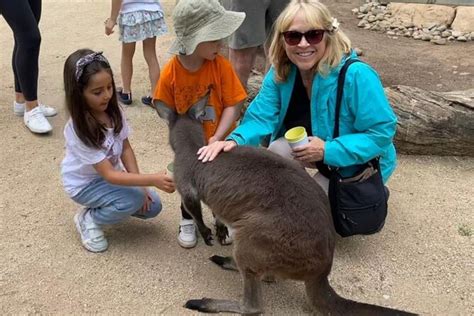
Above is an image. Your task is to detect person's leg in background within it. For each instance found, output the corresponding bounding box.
[0,0,55,133]
[227,0,267,88]
[118,41,136,105]
[142,36,160,106]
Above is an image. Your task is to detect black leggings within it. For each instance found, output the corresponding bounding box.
[0,0,42,101]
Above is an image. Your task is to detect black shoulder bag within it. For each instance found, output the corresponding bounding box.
[327,59,388,237]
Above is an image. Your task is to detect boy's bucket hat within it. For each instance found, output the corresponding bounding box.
[169,0,246,55]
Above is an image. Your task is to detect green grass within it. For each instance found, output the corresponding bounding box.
[458,224,472,237]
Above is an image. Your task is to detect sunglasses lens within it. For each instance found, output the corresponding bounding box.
[305,30,324,44]
[283,31,303,46]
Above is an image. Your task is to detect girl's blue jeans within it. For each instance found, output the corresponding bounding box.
[71,178,162,225]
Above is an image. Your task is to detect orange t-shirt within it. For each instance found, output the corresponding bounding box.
[153,55,247,141]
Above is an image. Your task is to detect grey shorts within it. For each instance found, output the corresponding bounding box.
[225,0,290,50]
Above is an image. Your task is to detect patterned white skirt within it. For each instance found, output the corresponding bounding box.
[118,10,168,43]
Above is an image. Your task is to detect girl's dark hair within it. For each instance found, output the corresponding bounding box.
[63,48,123,149]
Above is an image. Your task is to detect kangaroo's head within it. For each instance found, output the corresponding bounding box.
[154,93,209,152]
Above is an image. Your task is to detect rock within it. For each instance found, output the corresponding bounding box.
[451,7,474,33]
[413,34,422,40]
[387,30,396,36]
[441,31,451,38]
[437,25,447,32]
[352,8,359,14]
[452,31,462,38]
[360,4,370,14]
[457,36,468,42]
[376,13,385,21]
[357,14,366,19]
[448,36,455,41]
[358,20,369,28]
[421,34,433,41]
[432,35,441,40]
[404,31,412,37]
[368,15,377,23]
[432,38,447,45]
[388,3,455,29]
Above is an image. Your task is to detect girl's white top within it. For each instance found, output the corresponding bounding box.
[61,116,130,197]
[121,0,163,14]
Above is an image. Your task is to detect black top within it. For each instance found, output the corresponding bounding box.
[284,69,313,136]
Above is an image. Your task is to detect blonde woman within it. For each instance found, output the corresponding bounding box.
[198,0,397,194]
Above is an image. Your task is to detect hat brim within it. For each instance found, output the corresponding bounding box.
[169,11,245,55]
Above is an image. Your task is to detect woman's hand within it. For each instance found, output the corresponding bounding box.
[197,140,237,162]
[151,172,175,193]
[292,136,325,163]
[104,18,116,35]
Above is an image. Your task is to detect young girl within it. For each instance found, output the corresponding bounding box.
[153,0,247,248]
[61,49,174,253]
[105,0,167,106]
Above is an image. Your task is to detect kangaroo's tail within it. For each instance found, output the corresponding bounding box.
[304,277,417,316]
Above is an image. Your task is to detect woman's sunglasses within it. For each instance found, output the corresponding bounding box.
[282,30,325,46]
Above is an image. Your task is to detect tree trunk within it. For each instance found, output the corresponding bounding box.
[385,85,474,156]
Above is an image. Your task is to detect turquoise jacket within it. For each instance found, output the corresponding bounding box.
[228,52,397,182]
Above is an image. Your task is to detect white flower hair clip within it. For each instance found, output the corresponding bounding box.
[329,17,340,33]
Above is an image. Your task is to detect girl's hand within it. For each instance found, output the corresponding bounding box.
[197,140,237,163]
[104,18,116,35]
[292,136,325,163]
[138,189,153,214]
[151,172,175,193]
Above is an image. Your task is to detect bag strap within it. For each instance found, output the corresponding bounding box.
[333,58,361,138]
[331,58,379,171]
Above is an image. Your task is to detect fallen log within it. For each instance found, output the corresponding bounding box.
[385,85,474,156]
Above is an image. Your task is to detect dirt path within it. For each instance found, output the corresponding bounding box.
[0,0,472,314]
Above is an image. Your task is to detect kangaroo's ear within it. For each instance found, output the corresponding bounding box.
[154,100,177,123]
[188,92,209,120]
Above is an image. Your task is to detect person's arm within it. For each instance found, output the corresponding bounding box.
[92,139,174,193]
[323,63,397,167]
[105,0,122,35]
[208,102,243,144]
[120,138,140,173]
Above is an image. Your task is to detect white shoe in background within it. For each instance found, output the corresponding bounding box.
[24,106,53,134]
[14,101,57,117]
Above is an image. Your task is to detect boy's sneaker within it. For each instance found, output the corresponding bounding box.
[141,96,153,107]
[24,107,53,134]
[117,88,132,105]
[14,101,57,117]
[178,219,197,248]
[74,208,108,253]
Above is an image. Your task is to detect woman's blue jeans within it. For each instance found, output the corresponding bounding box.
[71,178,162,225]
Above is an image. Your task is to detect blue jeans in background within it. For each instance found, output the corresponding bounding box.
[71,177,162,225]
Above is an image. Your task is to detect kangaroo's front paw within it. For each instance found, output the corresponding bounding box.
[201,227,214,246]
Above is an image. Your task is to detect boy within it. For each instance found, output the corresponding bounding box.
[153,0,247,248]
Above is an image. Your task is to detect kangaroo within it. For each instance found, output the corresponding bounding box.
[155,97,416,315]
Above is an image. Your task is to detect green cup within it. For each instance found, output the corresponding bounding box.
[166,162,174,178]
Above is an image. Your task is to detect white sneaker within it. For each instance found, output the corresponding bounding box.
[24,106,53,134]
[178,219,197,248]
[74,208,108,253]
[14,101,57,117]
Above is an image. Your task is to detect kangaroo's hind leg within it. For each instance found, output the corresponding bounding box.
[184,270,263,315]
[181,195,213,246]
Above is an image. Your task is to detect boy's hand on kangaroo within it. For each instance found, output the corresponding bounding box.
[197,140,237,163]
[153,173,175,193]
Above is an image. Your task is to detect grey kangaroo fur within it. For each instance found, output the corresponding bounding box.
[155,97,416,315]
